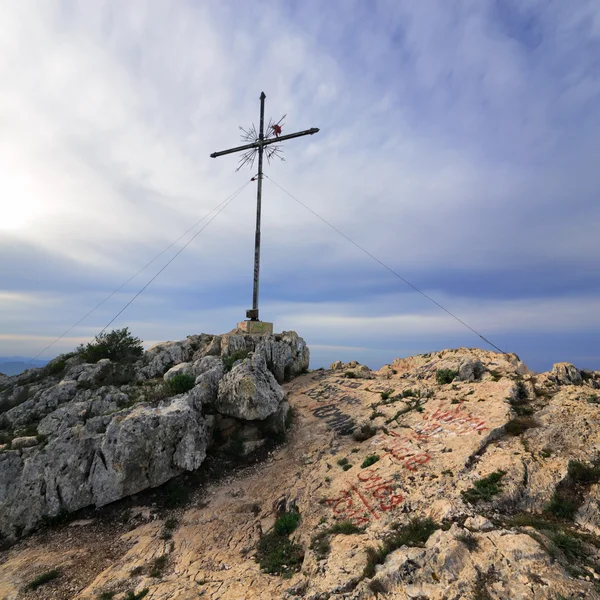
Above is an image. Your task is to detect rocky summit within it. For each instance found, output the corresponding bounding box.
[1,337,600,600]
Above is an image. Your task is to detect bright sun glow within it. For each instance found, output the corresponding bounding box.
[0,173,42,231]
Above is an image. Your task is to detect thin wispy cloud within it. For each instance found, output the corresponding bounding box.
[1,0,598,372]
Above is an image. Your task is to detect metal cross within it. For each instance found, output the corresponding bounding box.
[210,91,319,322]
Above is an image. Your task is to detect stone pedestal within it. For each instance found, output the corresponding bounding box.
[237,320,274,334]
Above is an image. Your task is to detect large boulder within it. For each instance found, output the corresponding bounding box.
[216,353,284,420]
[550,362,583,386]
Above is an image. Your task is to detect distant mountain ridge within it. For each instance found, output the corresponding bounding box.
[0,357,48,376]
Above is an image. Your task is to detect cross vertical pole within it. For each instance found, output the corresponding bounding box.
[251,92,266,321]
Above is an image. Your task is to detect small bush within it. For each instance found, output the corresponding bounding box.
[98,592,117,600]
[166,373,195,395]
[436,369,458,385]
[257,532,304,575]
[337,457,349,467]
[26,569,60,590]
[274,511,301,536]
[150,555,168,578]
[550,531,585,560]
[77,328,143,364]
[380,390,392,400]
[129,566,144,577]
[472,570,493,600]
[125,590,149,600]
[342,463,352,471]
[402,388,416,398]
[222,350,249,372]
[457,532,479,551]
[361,455,380,469]
[310,531,331,560]
[344,371,358,379]
[546,491,579,520]
[567,460,600,484]
[363,518,438,578]
[461,471,506,503]
[329,520,362,535]
[45,358,67,376]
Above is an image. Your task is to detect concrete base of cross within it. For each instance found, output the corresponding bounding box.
[237,320,274,334]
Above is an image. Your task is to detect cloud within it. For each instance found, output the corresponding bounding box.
[1,0,599,373]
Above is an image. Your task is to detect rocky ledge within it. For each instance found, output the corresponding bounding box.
[0,330,308,542]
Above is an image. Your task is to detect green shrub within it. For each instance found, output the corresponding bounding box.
[457,532,479,551]
[402,388,416,398]
[546,491,578,520]
[337,457,349,467]
[257,532,304,575]
[436,369,458,385]
[274,511,301,536]
[363,518,437,578]
[222,350,249,372]
[77,328,143,363]
[344,371,358,379]
[98,592,117,600]
[45,358,67,376]
[26,569,60,590]
[361,455,380,469]
[342,463,352,471]
[329,520,362,535]
[166,373,195,395]
[125,590,149,600]
[380,390,392,400]
[567,460,600,484]
[550,531,585,560]
[150,555,168,577]
[461,471,506,503]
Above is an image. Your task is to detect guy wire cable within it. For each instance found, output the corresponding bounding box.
[30,178,253,362]
[264,174,506,354]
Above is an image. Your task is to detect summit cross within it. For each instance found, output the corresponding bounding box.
[210,91,319,326]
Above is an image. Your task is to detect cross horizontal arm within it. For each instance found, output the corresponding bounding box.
[210,127,319,158]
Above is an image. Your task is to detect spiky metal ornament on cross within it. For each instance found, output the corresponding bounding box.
[210,92,319,325]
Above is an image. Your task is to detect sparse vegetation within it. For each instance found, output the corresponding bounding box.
[150,555,168,577]
[329,520,362,535]
[436,369,458,385]
[567,459,600,484]
[342,463,352,471]
[368,578,388,595]
[274,510,301,536]
[222,350,249,372]
[337,457,349,467]
[76,328,143,364]
[472,569,493,600]
[550,531,585,561]
[45,357,68,376]
[166,373,195,395]
[125,590,149,600]
[257,510,304,575]
[26,569,61,590]
[505,416,538,436]
[546,491,579,520]
[380,390,393,400]
[461,471,506,503]
[363,518,438,578]
[361,455,380,469]
[344,371,358,379]
[457,532,479,551]
[310,520,364,560]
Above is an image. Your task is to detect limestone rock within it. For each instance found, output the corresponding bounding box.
[9,436,38,450]
[163,361,194,382]
[458,359,485,381]
[216,353,284,420]
[551,362,583,386]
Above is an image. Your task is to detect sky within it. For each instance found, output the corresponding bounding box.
[1,0,599,373]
